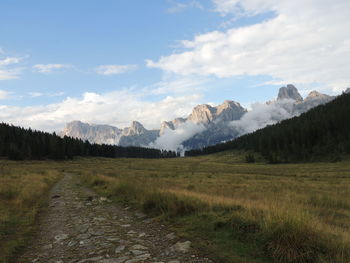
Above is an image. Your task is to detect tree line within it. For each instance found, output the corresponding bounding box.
[186,93,350,163]
[0,123,178,160]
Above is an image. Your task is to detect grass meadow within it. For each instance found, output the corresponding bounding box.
[0,152,349,262]
[73,153,350,263]
[0,160,63,262]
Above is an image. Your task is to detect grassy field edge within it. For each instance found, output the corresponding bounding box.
[0,161,64,263]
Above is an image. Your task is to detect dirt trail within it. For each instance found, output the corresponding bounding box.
[18,174,214,263]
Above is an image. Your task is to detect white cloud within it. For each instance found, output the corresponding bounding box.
[149,121,206,151]
[0,57,22,66]
[0,90,12,100]
[230,99,294,135]
[33,64,73,73]
[0,90,202,132]
[28,91,65,98]
[50,92,65,97]
[95,64,138,75]
[167,0,203,13]
[0,56,23,80]
[28,92,44,97]
[147,75,208,95]
[0,68,22,80]
[213,0,279,16]
[148,0,350,92]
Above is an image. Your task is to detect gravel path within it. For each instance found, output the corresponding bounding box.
[18,174,214,263]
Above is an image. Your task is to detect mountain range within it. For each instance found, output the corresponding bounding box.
[60,85,340,151]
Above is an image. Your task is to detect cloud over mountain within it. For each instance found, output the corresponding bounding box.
[59,85,339,152]
[0,90,201,132]
[150,122,206,151]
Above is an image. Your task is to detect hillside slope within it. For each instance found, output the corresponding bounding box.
[186,92,350,162]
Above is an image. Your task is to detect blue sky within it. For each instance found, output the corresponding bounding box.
[0,0,349,131]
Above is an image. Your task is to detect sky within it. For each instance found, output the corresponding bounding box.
[0,0,349,131]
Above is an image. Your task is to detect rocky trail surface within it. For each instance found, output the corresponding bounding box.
[18,174,214,263]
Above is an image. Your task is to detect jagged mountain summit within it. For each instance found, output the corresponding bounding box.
[160,118,186,135]
[122,121,146,136]
[61,85,338,150]
[188,100,246,124]
[277,84,303,101]
[60,120,159,147]
[60,121,122,145]
[61,99,247,148]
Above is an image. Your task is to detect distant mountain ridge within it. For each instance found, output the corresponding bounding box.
[60,85,339,150]
[60,98,247,148]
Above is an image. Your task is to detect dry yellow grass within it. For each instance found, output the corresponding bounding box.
[1,153,349,263]
[73,154,350,263]
[0,160,63,262]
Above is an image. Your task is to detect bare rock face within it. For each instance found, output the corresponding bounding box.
[305,91,330,101]
[159,118,187,135]
[294,90,333,114]
[216,100,247,122]
[188,104,216,124]
[60,121,122,145]
[118,129,159,147]
[345,88,350,94]
[122,121,147,136]
[160,121,175,135]
[188,100,246,125]
[277,84,303,102]
[61,120,159,147]
[172,117,187,128]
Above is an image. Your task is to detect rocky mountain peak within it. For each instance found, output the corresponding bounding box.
[188,100,247,125]
[216,100,246,122]
[345,88,350,94]
[188,104,216,124]
[305,91,330,100]
[172,117,186,126]
[277,84,303,102]
[123,121,147,136]
[64,120,84,129]
[60,121,122,145]
[160,121,175,135]
[159,118,187,135]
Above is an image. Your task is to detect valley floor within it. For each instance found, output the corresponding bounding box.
[1,153,350,263]
[18,173,213,263]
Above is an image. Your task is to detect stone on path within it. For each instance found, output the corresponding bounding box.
[172,241,192,253]
[54,233,68,242]
[114,245,126,254]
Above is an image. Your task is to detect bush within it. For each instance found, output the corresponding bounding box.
[245,154,255,163]
[142,192,205,217]
[262,212,329,263]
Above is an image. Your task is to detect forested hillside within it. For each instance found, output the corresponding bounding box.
[0,123,177,160]
[186,93,350,162]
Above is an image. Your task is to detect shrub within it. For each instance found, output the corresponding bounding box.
[262,212,327,263]
[142,191,205,217]
[245,154,255,163]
